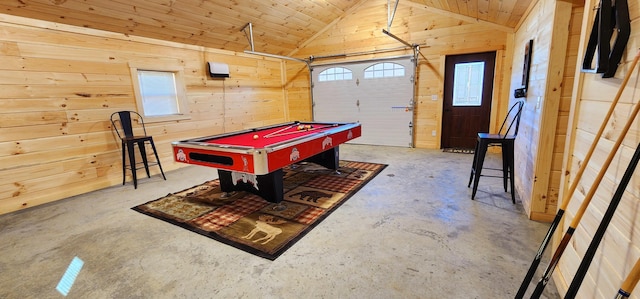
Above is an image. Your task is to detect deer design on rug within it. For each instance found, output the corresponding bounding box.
[242,215,287,245]
[290,190,332,203]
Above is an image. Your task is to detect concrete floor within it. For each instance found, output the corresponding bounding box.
[0,144,559,298]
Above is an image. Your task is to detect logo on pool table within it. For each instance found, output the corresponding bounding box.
[176,149,187,162]
[322,137,333,149]
[290,148,300,161]
[242,156,249,172]
[231,171,259,190]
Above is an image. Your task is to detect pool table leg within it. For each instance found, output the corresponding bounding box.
[217,169,284,203]
[304,147,340,172]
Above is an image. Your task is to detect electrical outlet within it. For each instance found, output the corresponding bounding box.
[536,97,541,109]
[432,130,437,136]
[431,94,438,101]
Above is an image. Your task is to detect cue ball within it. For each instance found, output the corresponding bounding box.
[253,134,259,139]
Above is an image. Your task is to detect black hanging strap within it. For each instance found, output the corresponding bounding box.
[582,0,630,78]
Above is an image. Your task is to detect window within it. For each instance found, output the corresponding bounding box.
[318,67,353,82]
[130,63,189,122]
[364,62,405,79]
[452,62,485,106]
[137,71,179,116]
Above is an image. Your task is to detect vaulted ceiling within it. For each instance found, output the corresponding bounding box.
[0,0,533,56]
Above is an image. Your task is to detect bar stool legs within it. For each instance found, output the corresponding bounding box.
[122,138,166,189]
[121,141,127,186]
[125,140,139,188]
[468,138,516,204]
[148,139,166,181]
[469,139,489,200]
[504,141,516,203]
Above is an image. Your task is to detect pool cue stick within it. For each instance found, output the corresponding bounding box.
[615,257,640,299]
[564,142,640,298]
[530,91,640,298]
[515,49,640,299]
[264,124,335,138]
[266,128,320,137]
[263,124,296,138]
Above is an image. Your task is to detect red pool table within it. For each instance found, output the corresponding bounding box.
[171,121,361,203]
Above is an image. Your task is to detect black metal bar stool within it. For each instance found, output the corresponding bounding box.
[110,111,166,188]
[468,101,524,203]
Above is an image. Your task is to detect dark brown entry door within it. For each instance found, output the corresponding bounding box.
[441,51,496,149]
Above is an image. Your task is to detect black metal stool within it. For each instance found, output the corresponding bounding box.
[468,101,523,203]
[110,111,166,188]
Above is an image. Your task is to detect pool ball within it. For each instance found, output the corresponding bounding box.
[253,134,259,139]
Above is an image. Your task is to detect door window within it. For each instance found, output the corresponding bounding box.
[452,62,485,106]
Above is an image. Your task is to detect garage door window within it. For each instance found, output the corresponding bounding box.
[318,67,353,82]
[364,63,405,79]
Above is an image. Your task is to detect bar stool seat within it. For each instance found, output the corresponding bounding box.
[110,111,166,188]
[468,101,523,203]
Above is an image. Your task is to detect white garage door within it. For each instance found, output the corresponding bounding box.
[311,56,415,147]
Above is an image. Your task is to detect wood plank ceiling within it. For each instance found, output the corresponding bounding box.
[0,0,532,56]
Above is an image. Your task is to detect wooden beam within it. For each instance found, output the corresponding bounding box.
[514,0,539,31]
[530,1,573,215]
[558,0,586,7]
[403,1,514,33]
[288,0,370,57]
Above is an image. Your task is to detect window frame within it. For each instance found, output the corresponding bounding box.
[317,67,353,82]
[452,61,485,107]
[363,62,405,79]
[129,62,190,123]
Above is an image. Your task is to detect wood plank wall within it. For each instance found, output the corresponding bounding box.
[286,0,511,149]
[2,0,638,296]
[509,0,577,222]
[0,14,288,214]
[285,63,312,121]
[287,0,583,225]
[554,5,584,212]
[553,0,640,295]
[0,0,517,215]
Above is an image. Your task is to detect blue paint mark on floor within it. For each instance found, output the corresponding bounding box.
[56,256,84,296]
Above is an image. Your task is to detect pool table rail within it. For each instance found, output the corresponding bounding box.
[171,121,361,175]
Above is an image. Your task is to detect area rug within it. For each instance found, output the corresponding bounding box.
[132,160,387,260]
[442,147,475,154]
